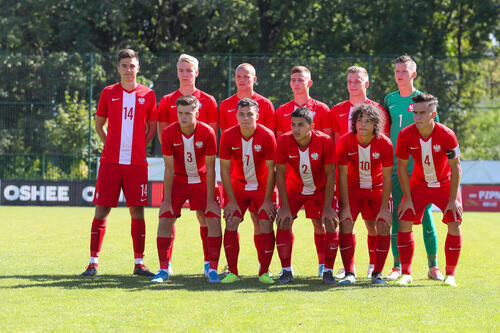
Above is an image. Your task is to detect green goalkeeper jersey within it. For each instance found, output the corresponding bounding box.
[384,89,439,176]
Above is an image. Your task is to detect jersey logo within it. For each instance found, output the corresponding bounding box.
[348,152,357,156]
[228,108,236,113]
[254,144,262,152]
[173,143,183,147]
[231,147,241,150]
[311,152,319,160]
[138,97,145,105]
[410,146,419,150]
[284,113,292,117]
[408,103,414,112]
[196,141,203,148]
[372,152,380,159]
[433,144,441,152]
[112,98,121,102]
[288,155,298,158]
[170,105,177,108]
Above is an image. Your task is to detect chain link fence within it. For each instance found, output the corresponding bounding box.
[0,52,498,180]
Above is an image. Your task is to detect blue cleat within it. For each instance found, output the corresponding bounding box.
[371,273,387,285]
[318,264,325,277]
[151,270,169,283]
[208,270,220,283]
[204,262,210,277]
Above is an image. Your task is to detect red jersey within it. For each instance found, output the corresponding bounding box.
[161,122,217,184]
[96,83,157,166]
[336,132,393,190]
[157,89,218,125]
[219,124,276,191]
[275,98,330,134]
[396,123,459,188]
[219,92,275,131]
[275,130,336,195]
[330,99,390,137]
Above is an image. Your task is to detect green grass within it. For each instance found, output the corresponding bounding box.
[0,207,499,332]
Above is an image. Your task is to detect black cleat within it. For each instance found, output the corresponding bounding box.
[81,264,97,276]
[322,270,337,285]
[133,264,155,277]
[276,270,294,285]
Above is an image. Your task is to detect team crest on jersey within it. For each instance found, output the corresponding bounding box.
[433,144,441,152]
[408,103,414,112]
[196,141,203,148]
[138,97,145,105]
[254,144,262,152]
[372,152,380,159]
[311,152,319,160]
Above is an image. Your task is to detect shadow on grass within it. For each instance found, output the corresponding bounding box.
[0,274,430,292]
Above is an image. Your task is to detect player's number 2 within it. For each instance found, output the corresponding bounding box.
[301,164,309,174]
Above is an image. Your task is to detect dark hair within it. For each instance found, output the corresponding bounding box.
[176,95,200,110]
[412,93,438,110]
[291,106,314,125]
[237,97,259,111]
[350,103,383,137]
[291,65,311,76]
[117,49,139,65]
[395,54,417,71]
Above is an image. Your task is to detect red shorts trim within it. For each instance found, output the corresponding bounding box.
[160,180,221,218]
[222,188,272,221]
[93,163,148,207]
[287,190,326,220]
[348,187,391,221]
[401,184,462,224]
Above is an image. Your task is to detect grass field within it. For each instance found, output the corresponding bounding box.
[0,206,499,332]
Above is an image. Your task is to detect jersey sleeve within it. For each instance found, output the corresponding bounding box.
[205,126,217,156]
[275,136,288,164]
[218,130,232,160]
[380,136,394,167]
[261,100,276,131]
[330,106,340,133]
[206,95,219,124]
[319,103,331,131]
[157,96,169,123]
[263,130,277,160]
[275,106,285,133]
[146,90,158,121]
[96,89,109,118]
[323,137,336,164]
[161,127,173,156]
[219,100,228,131]
[336,135,348,165]
[395,131,409,160]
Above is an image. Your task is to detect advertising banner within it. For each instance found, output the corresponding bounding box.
[462,185,500,212]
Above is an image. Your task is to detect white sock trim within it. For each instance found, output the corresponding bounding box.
[135,258,144,265]
[90,257,98,264]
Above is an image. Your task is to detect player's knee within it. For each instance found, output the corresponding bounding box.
[225,217,240,231]
[259,220,273,233]
[94,205,111,220]
[447,221,461,236]
[339,219,354,234]
[129,206,144,219]
[376,221,390,236]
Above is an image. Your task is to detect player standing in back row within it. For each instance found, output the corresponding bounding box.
[275,65,332,278]
[157,54,219,276]
[82,49,157,277]
[384,55,443,281]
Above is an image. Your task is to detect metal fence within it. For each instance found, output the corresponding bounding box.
[0,51,498,180]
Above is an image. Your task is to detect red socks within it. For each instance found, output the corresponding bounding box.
[156,237,172,270]
[373,235,391,273]
[276,228,293,268]
[90,217,106,258]
[397,231,414,275]
[367,235,377,265]
[314,232,325,265]
[200,226,209,262]
[324,232,339,270]
[259,232,275,276]
[223,230,240,275]
[207,236,222,271]
[445,234,462,276]
[340,233,356,274]
[131,218,146,259]
[168,225,175,264]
